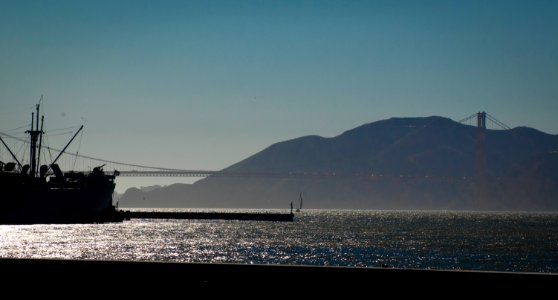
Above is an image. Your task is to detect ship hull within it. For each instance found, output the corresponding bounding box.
[0,172,123,224]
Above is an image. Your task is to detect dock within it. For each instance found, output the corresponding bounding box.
[123,210,294,222]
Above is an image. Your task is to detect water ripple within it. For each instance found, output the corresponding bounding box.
[0,210,557,272]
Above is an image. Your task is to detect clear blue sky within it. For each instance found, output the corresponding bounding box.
[1,0,557,191]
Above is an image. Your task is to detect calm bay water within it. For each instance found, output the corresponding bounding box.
[0,209,556,273]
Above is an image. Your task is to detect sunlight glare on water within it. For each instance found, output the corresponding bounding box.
[0,210,557,273]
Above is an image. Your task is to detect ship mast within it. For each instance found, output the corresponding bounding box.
[37,114,44,174]
[26,102,44,177]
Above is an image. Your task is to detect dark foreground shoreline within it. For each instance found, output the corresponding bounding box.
[1,258,555,291]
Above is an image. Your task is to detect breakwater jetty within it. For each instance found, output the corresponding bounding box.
[123,210,294,222]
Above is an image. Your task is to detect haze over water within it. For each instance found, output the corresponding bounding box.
[1,210,556,273]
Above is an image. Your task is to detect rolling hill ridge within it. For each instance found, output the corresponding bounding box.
[120,116,558,210]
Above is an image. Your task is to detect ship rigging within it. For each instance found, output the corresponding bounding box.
[0,101,123,224]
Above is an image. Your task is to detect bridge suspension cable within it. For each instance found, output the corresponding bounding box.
[2,111,512,180]
[0,130,184,172]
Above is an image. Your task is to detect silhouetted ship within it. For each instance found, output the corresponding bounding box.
[0,103,123,224]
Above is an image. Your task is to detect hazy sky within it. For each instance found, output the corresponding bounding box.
[1,0,557,191]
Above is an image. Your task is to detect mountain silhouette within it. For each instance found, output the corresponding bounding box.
[120,116,558,210]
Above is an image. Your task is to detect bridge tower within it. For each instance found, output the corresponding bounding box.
[476,112,487,204]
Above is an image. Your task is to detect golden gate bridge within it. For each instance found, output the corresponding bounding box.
[0,112,510,181]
